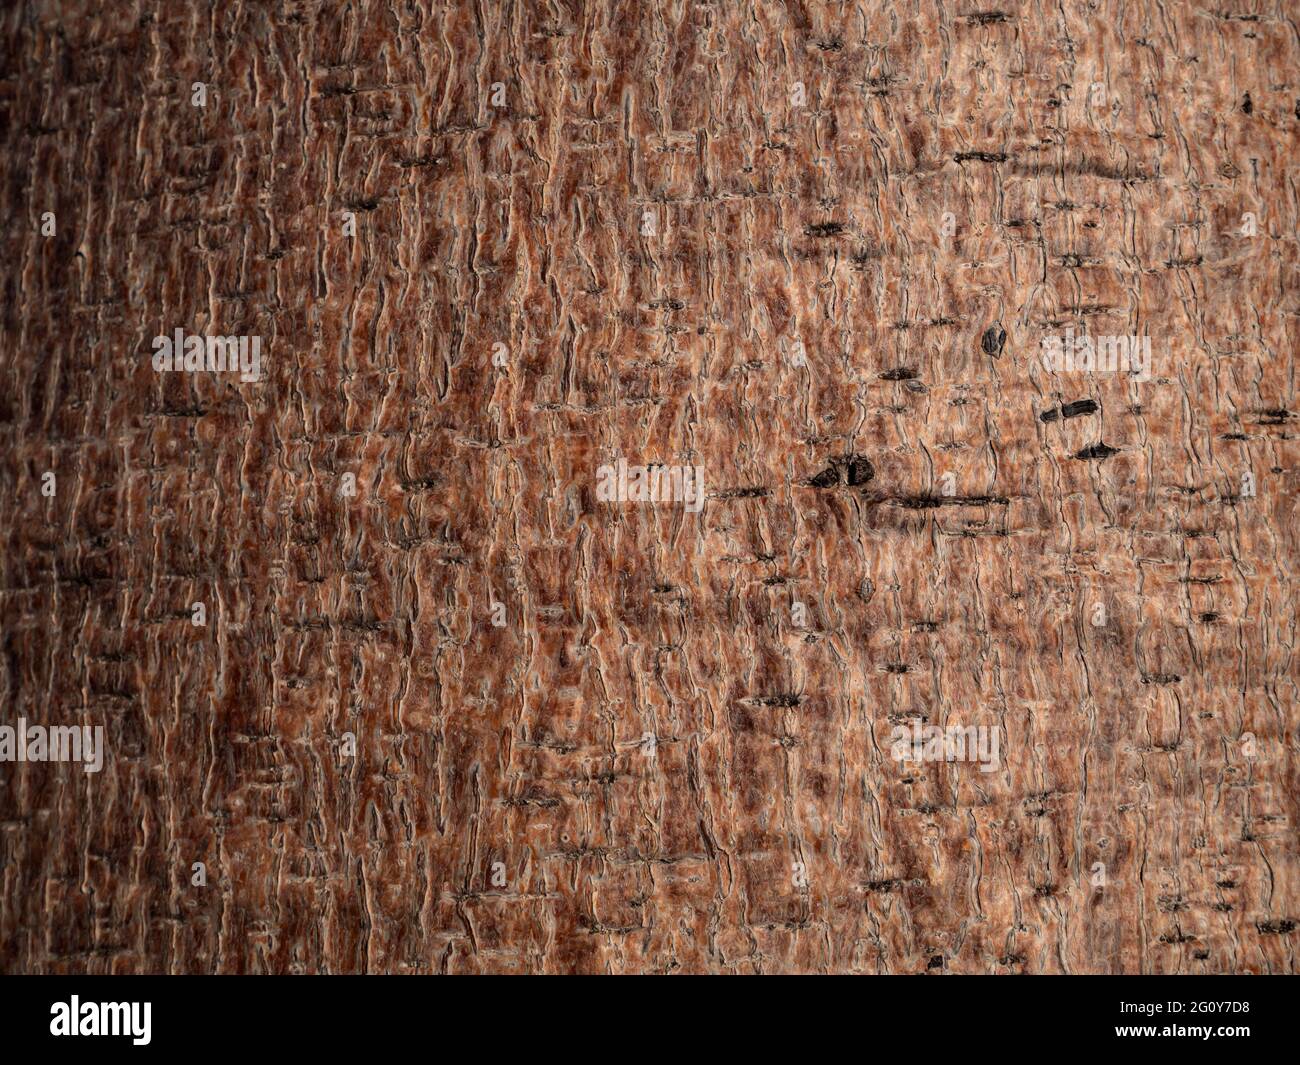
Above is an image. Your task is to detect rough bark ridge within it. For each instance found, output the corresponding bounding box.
[1,1,1297,974]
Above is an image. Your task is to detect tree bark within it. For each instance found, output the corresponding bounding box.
[1,0,1296,974]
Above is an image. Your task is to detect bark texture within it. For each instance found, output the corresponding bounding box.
[1,0,1297,974]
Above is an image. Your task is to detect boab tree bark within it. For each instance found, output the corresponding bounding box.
[0,0,1296,974]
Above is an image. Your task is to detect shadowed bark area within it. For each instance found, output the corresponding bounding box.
[0,1,1296,974]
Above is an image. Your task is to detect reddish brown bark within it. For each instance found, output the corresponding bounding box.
[1,0,1296,974]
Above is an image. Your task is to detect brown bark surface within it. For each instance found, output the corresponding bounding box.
[1,0,1297,974]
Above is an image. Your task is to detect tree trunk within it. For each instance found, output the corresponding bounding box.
[1,0,1296,974]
